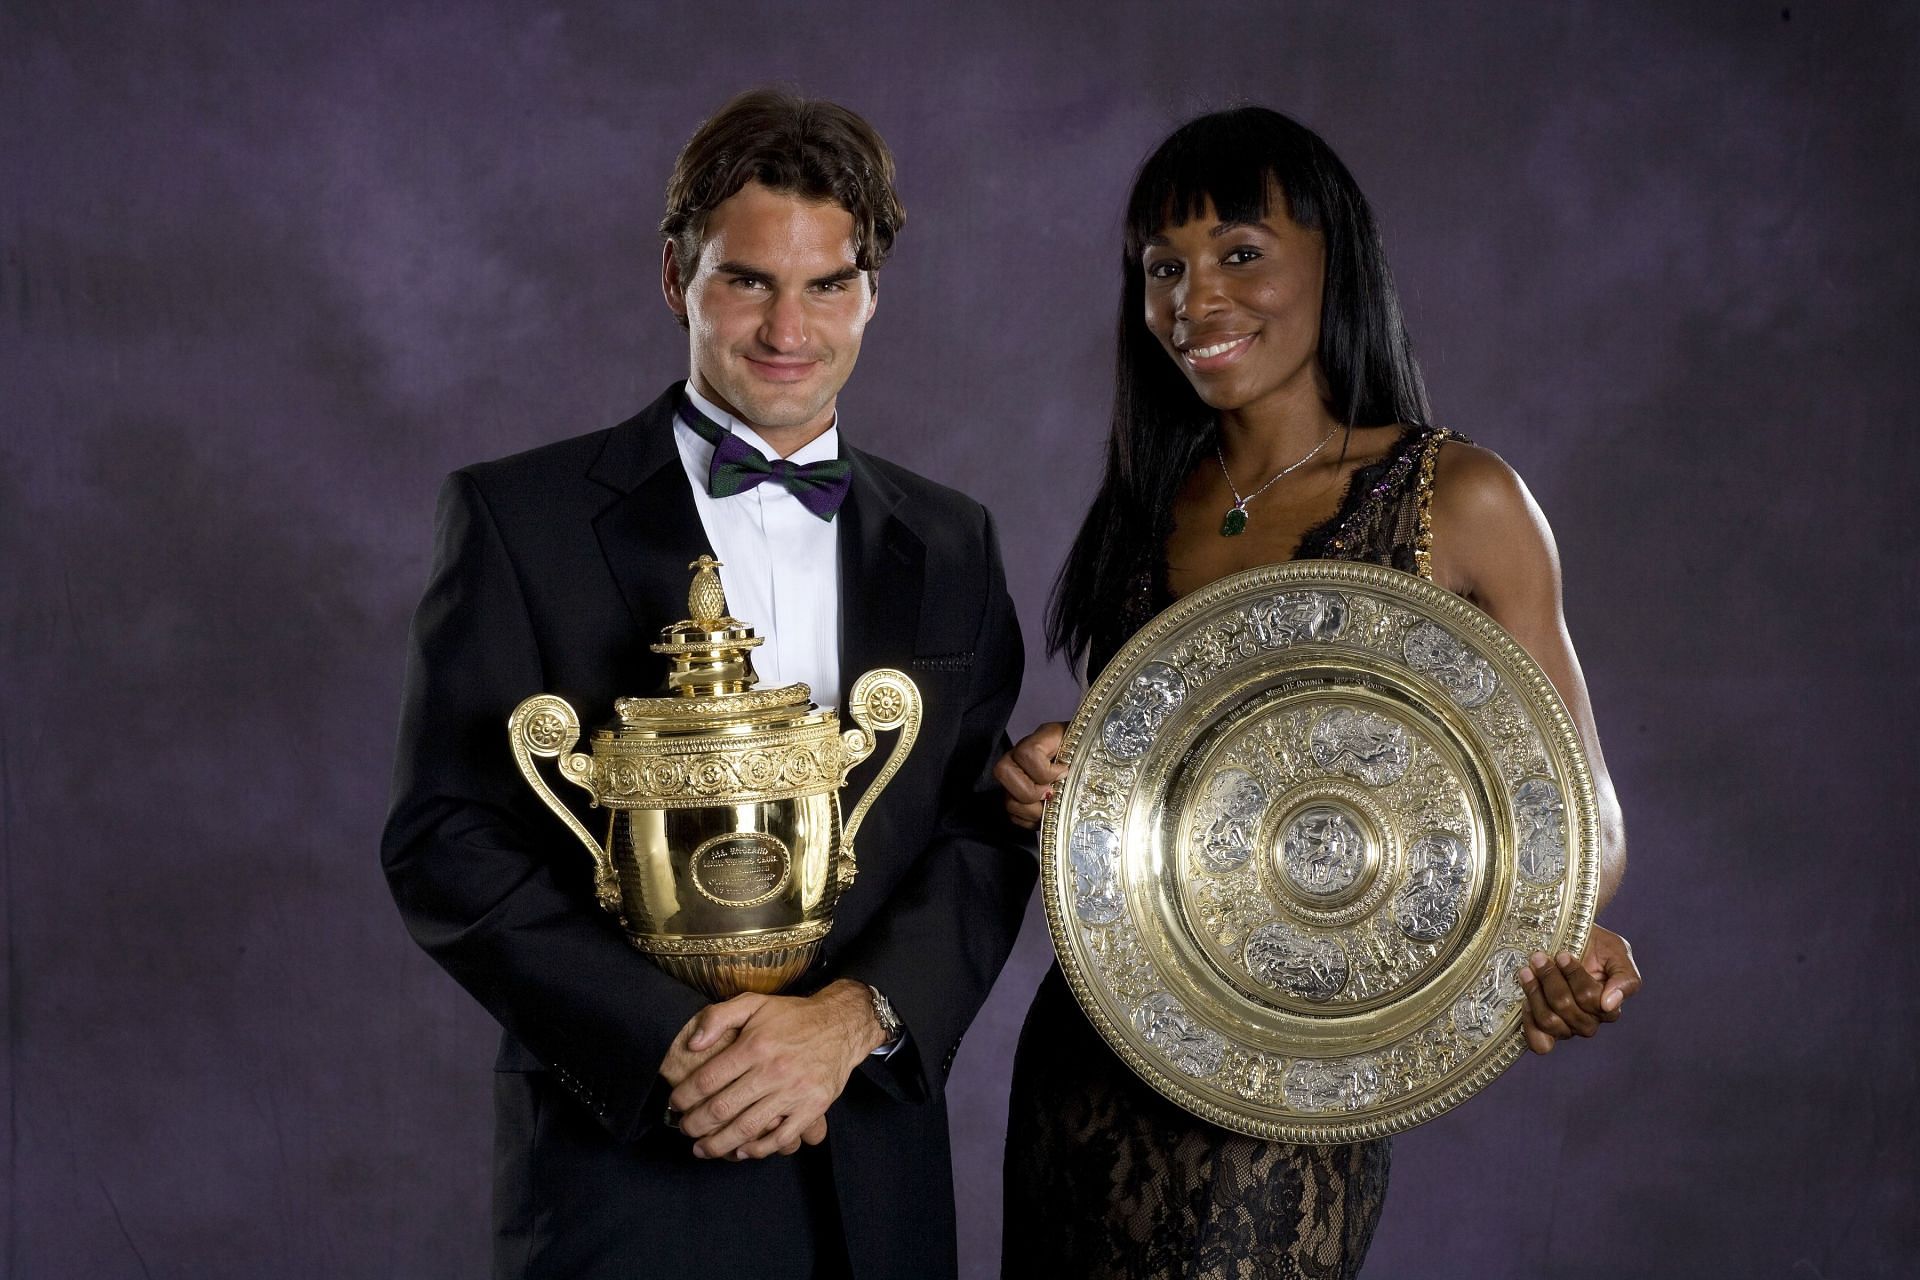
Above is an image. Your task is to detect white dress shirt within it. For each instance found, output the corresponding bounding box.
[673,383,843,709]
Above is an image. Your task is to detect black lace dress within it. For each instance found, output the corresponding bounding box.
[1003,427,1458,1280]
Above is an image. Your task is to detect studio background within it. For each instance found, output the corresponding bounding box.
[3,2,1914,1276]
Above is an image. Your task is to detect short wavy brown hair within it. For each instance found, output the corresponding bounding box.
[660,89,906,283]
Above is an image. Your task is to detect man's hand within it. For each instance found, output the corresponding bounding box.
[1517,924,1641,1054]
[994,721,1067,830]
[666,979,885,1160]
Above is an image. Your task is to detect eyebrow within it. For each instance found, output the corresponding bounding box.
[712,260,862,288]
[1143,220,1270,248]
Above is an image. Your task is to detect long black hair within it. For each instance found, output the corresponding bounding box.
[1046,106,1432,675]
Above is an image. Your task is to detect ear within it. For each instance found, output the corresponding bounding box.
[661,240,688,321]
[863,272,879,323]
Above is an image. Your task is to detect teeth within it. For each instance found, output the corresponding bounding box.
[1189,337,1248,360]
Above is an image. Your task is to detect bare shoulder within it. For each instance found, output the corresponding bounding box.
[1428,439,1560,600]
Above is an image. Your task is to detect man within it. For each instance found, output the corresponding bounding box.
[382,90,1036,1279]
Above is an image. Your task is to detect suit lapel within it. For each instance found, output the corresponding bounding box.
[836,447,924,710]
[589,384,716,641]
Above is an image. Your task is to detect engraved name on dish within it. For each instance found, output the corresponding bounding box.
[1280,805,1370,898]
[1244,922,1350,1002]
[1512,778,1567,882]
[1402,621,1498,708]
[1131,993,1226,1078]
[1452,948,1529,1041]
[1391,832,1472,942]
[1101,662,1188,761]
[1308,707,1412,786]
[1197,767,1267,872]
[1249,591,1348,647]
[1282,1057,1383,1113]
[1069,820,1125,925]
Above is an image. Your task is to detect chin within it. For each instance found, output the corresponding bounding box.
[730,386,831,432]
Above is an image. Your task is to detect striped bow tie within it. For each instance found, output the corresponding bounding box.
[676,397,853,522]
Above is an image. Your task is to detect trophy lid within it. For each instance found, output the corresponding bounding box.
[613,556,812,729]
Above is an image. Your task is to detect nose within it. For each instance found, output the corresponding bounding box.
[1174,261,1228,324]
[759,288,808,353]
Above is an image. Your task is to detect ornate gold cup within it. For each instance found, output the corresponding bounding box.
[508,556,921,998]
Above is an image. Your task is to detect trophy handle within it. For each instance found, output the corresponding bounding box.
[508,694,621,914]
[838,669,922,875]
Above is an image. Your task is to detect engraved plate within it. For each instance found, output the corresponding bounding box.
[1403,621,1498,708]
[1513,778,1567,883]
[1249,590,1348,646]
[1131,993,1226,1078]
[1101,662,1187,761]
[1040,560,1598,1144]
[1392,832,1471,942]
[1069,820,1125,924]
[1197,768,1266,872]
[690,832,792,908]
[1281,805,1370,898]
[1452,948,1529,1042]
[1282,1057,1383,1113]
[1244,922,1350,1002]
[1309,708,1411,786]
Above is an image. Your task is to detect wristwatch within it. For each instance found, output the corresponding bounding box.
[867,985,904,1055]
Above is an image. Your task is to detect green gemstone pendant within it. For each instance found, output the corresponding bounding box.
[1221,505,1248,537]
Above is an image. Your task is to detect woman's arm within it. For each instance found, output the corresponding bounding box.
[1429,441,1642,1053]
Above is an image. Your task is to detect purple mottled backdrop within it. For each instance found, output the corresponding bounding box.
[3,1,1915,1276]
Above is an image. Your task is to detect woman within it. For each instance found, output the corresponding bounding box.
[996,108,1641,1279]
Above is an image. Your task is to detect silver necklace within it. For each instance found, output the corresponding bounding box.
[1215,426,1340,536]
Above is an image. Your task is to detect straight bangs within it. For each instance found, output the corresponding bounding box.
[1123,118,1323,260]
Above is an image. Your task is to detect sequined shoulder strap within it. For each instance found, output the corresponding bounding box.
[1410,428,1460,581]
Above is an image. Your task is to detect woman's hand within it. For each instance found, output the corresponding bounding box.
[1517,924,1641,1054]
[994,721,1068,829]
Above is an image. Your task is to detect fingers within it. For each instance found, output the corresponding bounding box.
[1012,724,1069,784]
[994,754,1049,830]
[738,1108,824,1161]
[692,1093,788,1161]
[1522,1016,1557,1055]
[659,1025,738,1088]
[1534,951,1599,1037]
[1556,950,1612,1024]
[687,993,765,1052]
[1518,957,1571,1046]
[801,1116,828,1146]
[997,722,1070,829]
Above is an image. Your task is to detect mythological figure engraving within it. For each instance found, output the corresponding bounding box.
[1512,777,1567,882]
[1244,922,1350,1002]
[1197,767,1266,871]
[1280,805,1369,898]
[1282,1057,1383,1113]
[1402,621,1498,708]
[1309,707,1411,786]
[1069,820,1125,924]
[1452,948,1529,1041]
[1131,993,1226,1078]
[1248,591,1348,647]
[1392,832,1471,941]
[1101,662,1188,761]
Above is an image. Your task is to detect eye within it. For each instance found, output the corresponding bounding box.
[729,275,769,291]
[812,280,847,294]
[1145,259,1183,281]
[1223,246,1263,265]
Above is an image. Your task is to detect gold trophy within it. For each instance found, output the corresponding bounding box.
[508,556,921,999]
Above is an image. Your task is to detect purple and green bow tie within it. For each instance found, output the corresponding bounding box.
[677,397,852,522]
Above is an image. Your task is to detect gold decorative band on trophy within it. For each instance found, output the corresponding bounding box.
[509,555,922,999]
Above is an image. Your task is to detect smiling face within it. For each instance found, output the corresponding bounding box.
[1141,194,1328,418]
[663,181,878,445]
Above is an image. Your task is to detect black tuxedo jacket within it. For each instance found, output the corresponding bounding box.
[382,386,1036,1279]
